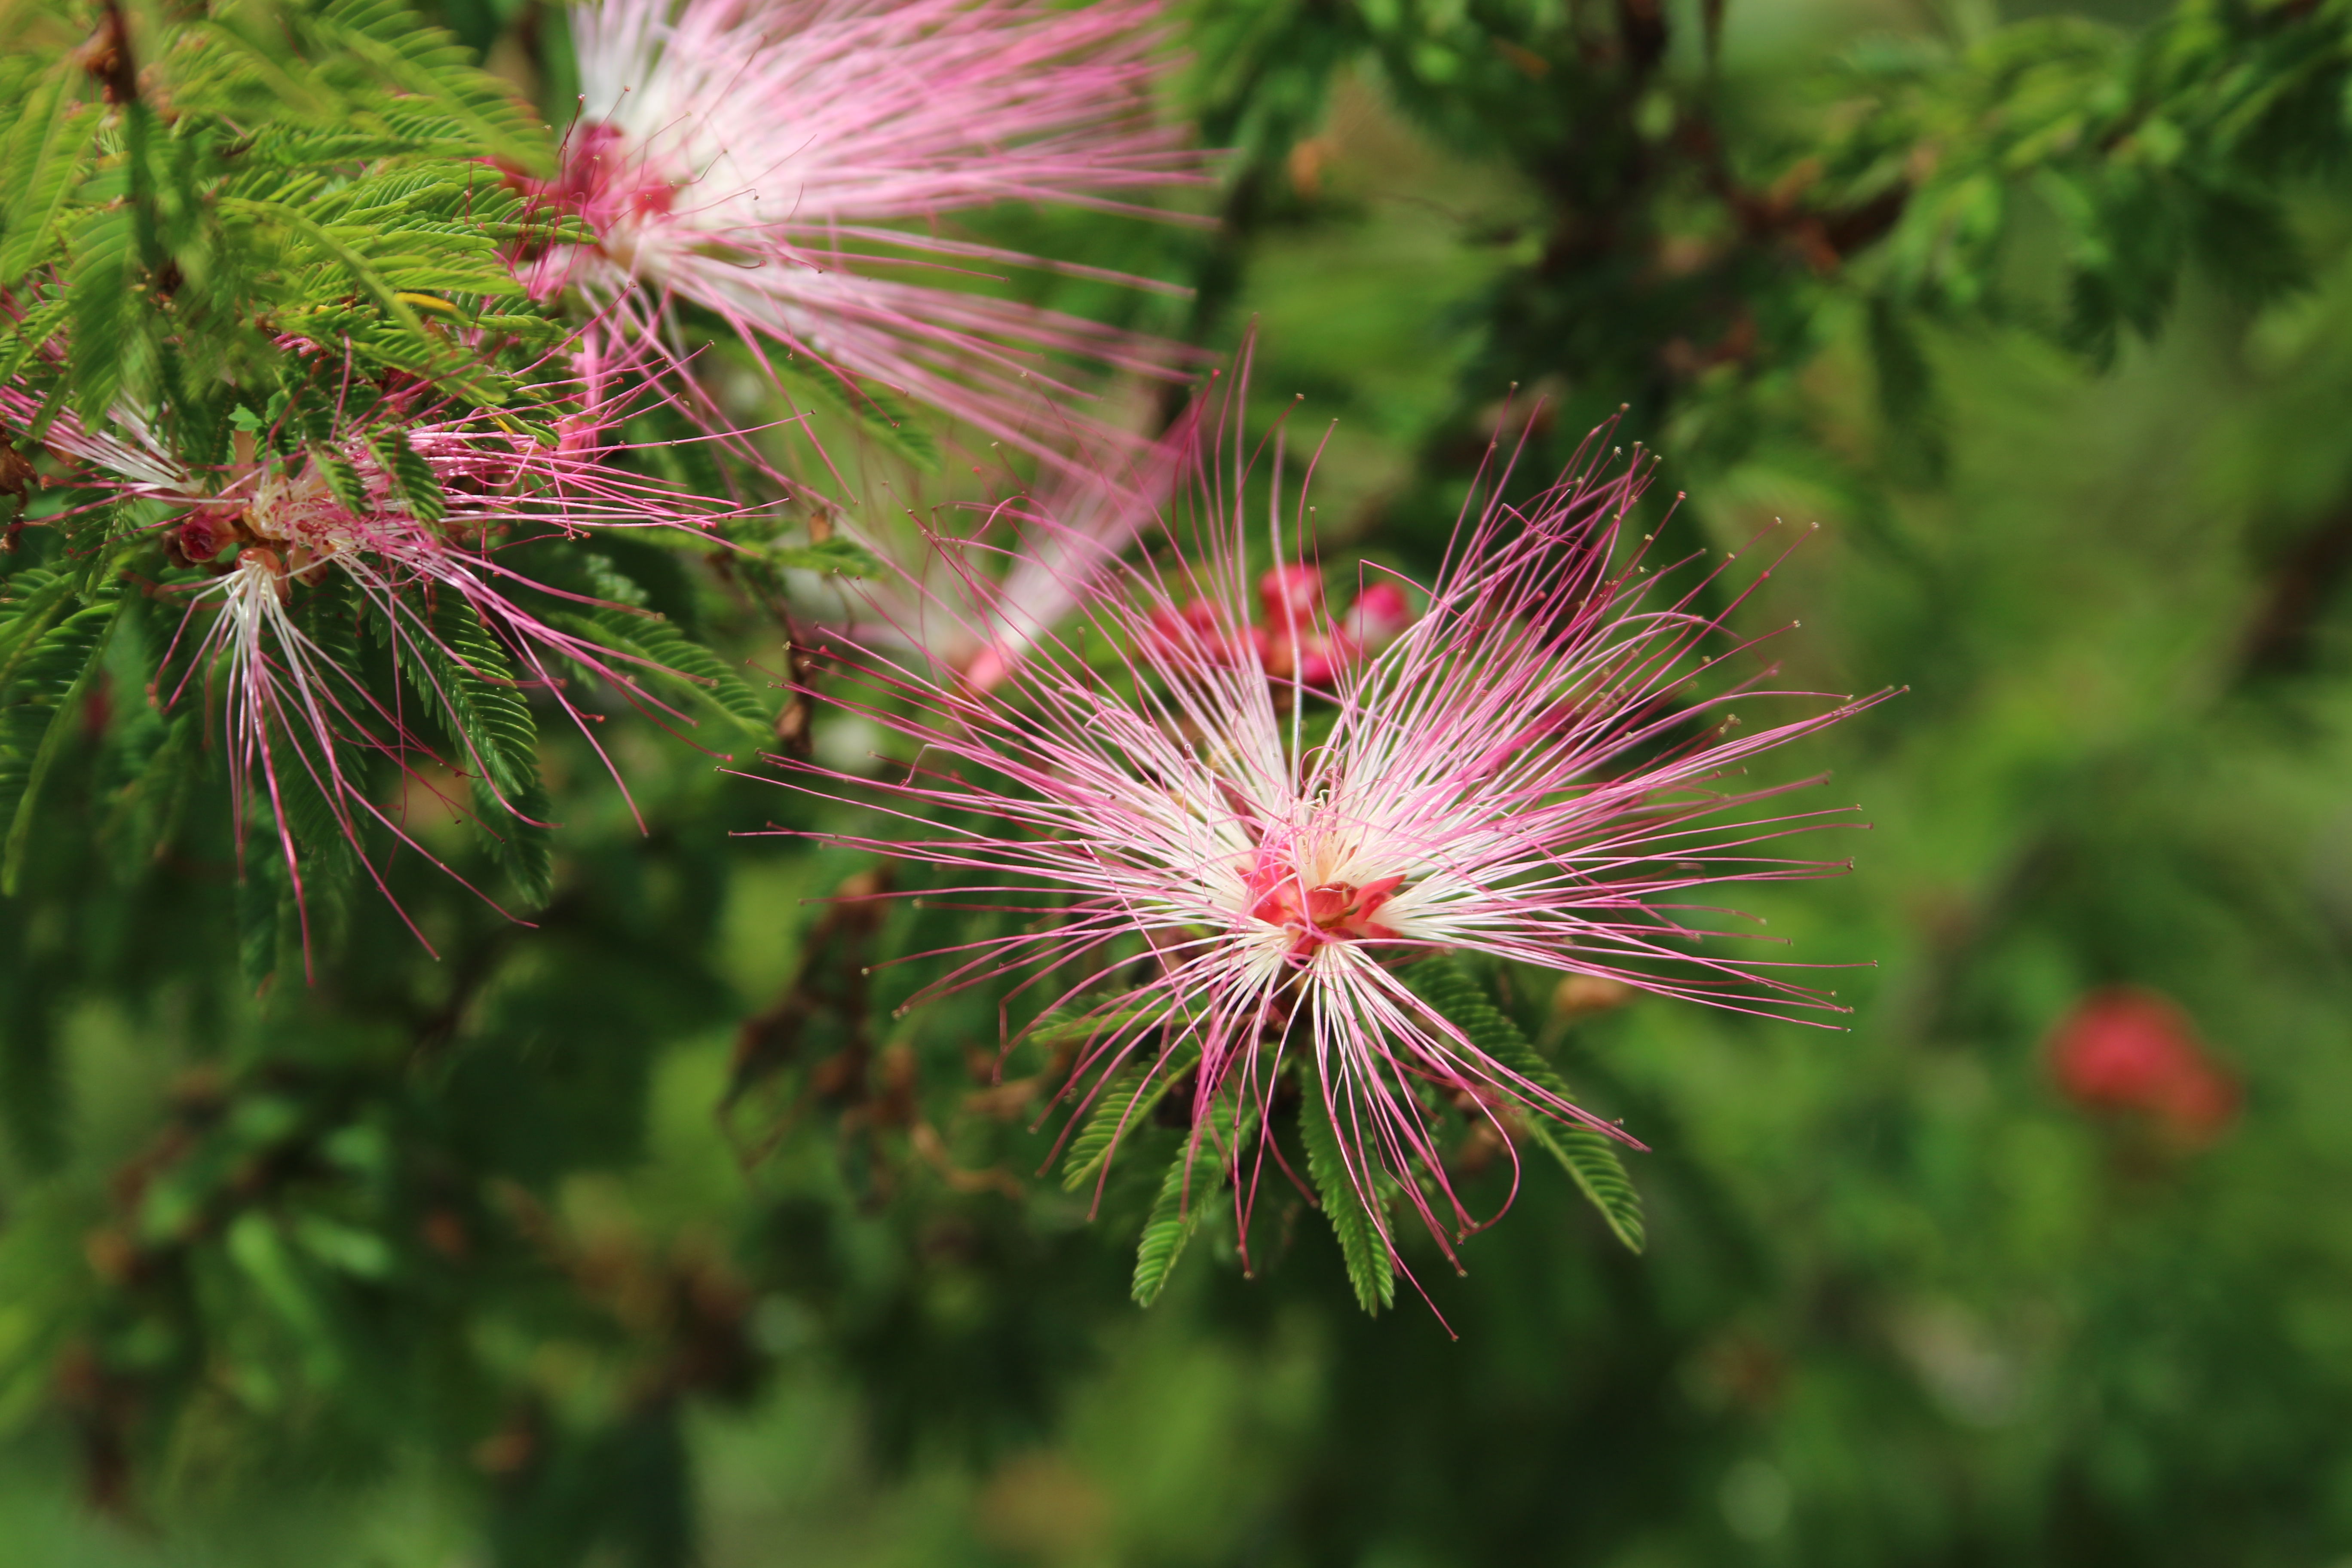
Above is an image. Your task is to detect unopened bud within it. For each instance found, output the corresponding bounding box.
[1553,974,1638,1020]
[1341,581,1414,649]
[173,511,227,565]
[1257,563,1324,622]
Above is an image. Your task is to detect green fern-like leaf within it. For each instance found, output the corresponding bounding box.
[369,428,447,524]
[1130,1145,1203,1308]
[770,358,943,471]
[1410,957,1646,1253]
[0,57,93,286]
[756,536,885,577]
[0,591,122,894]
[1132,1100,1256,1307]
[547,557,772,744]
[0,571,81,691]
[470,773,555,911]
[314,447,371,518]
[100,709,203,875]
[64,207,135,422]
[396,592,541,804]
[236,851,295,997]
[311,0,553,173]
[567,607,772,739]
[0,297,71,390]
[1298,1065,1397,1315]
[1061,1063,1170,1194]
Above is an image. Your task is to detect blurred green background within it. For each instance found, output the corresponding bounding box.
[8,0,2352,1563]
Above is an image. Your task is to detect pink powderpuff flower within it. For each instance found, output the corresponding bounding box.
[523,0,1203,466]
[3,377,758,961]
[767,365,1896,1293]
[2049,986,2239,1147]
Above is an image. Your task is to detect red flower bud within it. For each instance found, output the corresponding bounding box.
[1341,581,1414,648]
[2048,986,2238,1145]
[175,511,225,564]
[1257,563,1325,623]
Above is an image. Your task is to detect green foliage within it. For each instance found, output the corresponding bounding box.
[10,1,2352,1565]
[400,591,540,800]
[1131,1097,1256,1308]
[769,360,943,471]
[0,56,93,288]
[371,427,449,523]
[552,570,775,751]
[1410,956,1647,1254]
[0,585,119,895]
[1296,1060,1397,1315]
[1057,1039,1177,1195]
[1126,1145,1199,1308]
[1818,1,2352,361]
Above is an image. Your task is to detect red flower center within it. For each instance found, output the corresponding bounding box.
[1242,853,1404,962]
[551,122,680,232]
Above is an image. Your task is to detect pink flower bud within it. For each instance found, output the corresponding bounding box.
[2049,987,2238,1145]
[1341,581,1414,648]
[1258,563,1325,623]
[175,511,225,563]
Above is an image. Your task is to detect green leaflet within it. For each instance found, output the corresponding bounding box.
[391,592,555,907]
[756,536,885,578]
[1029,1004,1173,1053]
[548,556,772,744]
[1130,1149,1200,1308]
[1043,1006,1191,1192]
[469,772,554,911]
[1298,1063,1397,1316]
[552,607,773,745]
[1131,1099,1257,1308]
[312,0,552,174]
[396,592,541,802]
[314,447,372,519]
[369,428,449,524]
[266,715,360,892]
[0,56,92,287]
[297,567,364,678]
[1409,957,1646,1254]
[213,195,514,405]
[249,576,367,931]
[0,592,123,895]
[769,358,943,471]
[0,297,70,390]
[236,851,296,995]
[620,521,881,581]
[1060,1064,1178,1194]
[100,709,202,876]
[0,571,80,691]
[65,206,135,422]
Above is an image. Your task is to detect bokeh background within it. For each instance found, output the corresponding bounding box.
[7,0,2352,1564]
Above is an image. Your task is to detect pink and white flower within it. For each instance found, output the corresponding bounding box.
[4,375,755,956]
[769,369,1894,1280]
[524,0,1202,464]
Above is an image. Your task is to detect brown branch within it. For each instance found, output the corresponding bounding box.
[2239,506,2352,677]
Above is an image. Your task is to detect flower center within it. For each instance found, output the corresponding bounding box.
[558,122,680,238]
[1241,850,1405,962]
[246,466,346,548]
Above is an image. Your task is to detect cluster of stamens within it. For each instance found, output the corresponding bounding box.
[1238,843,1406,965]
[168,459,354,600]
[522,122,683,285]
[1153,565,1413,687]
